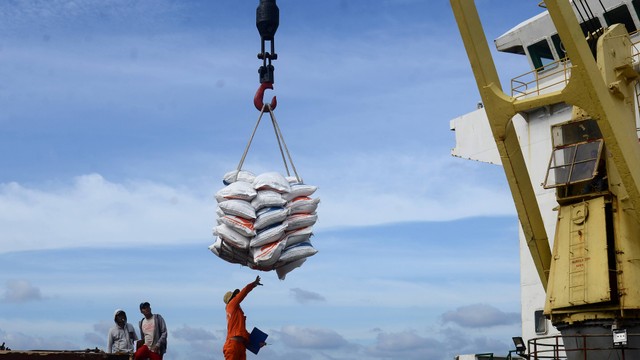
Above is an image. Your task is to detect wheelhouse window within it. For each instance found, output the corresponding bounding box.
[534,310,547,335]
[604,5,637,32]
[543,119,604,189]
[633,0,640,20]
[580,17,603,38]
[528,39,555,71]
[551,34,566,59]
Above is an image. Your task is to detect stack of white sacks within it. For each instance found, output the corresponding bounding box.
[209,170,319,279]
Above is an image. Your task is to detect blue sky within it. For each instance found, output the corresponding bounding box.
[0,1,545,359]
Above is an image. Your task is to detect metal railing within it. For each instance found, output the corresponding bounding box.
[511,36,640,100]
[527,333,640,360]
[511,59,572,99]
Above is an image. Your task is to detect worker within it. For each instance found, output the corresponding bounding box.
[222,276,265,360]
[134,302,168,360]
[107,309,138,354]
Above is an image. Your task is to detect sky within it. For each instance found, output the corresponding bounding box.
[0,1,547,359]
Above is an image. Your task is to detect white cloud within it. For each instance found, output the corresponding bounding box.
[1,280,44,303]
[0,151,514,254]
[300,151,514,227]
[0,174,214,254]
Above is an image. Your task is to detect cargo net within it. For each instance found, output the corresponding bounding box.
[209,107,319,280]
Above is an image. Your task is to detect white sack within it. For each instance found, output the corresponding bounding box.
[251,239,287,267]
[214,224,251,250]
[215,181,257,202]
[286,196,320,215]
[277,242,318,264]
[284,226,313,247]
[251,190,287,210]
[285,213,318,231]
[254,207,289,230]
[276,258,306,280]
[253,172,291,193]
[209,237,250,266]
[251,222,288,247]
[283,184,318,201]
[286,176,304,184]
[218,200,256,220]
[219,215,256,237]
[223,170,256,185]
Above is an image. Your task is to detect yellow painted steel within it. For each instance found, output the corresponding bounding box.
[451,0,640,324]
[610,158,640,311]
[542,1,640,222]
[545,197,610,312]
[450,0,552,288]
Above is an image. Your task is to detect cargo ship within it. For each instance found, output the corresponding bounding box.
[451,0,640,359]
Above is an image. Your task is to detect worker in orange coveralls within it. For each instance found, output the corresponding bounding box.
[222,275,265,360]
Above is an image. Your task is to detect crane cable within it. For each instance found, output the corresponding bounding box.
[236,106,301,184]
[572,0,607,54]
[237,0,302,183]
[254,0,279,111]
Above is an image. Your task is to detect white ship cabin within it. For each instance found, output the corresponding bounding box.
[497,0,640,99]
[450,0,640,351]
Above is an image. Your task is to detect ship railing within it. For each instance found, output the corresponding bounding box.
[511,59,572,99]
[511,35,640,101]
[527,333,640,360]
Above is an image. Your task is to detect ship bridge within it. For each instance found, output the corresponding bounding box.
[496,0,640,72]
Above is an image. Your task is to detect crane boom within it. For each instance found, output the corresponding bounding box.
[450,0,552,288]
[451,0,640,358]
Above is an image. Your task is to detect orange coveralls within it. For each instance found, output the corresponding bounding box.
[223,281,257,360]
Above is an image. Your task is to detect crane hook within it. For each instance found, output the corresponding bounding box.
[254,82,277,111]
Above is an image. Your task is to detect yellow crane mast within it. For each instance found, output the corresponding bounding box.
[451,0,640,358]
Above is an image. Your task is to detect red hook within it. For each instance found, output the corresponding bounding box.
[254,82,277,111]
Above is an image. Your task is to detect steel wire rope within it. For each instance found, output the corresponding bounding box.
[266,106,291,177]
[267,105,301,183]
[236,106,268,171]
[236,104,302,183]
[573,0,602,55]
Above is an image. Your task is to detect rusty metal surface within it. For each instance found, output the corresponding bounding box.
[0,351,130,360]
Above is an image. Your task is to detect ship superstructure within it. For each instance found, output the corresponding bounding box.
[451,0,640,358]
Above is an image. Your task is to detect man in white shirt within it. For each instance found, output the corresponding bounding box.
[134,302,167,360]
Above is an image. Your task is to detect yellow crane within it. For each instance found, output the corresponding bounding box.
[451,0,640,358]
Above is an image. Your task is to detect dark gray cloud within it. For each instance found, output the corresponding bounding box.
[2,279,44,303]
[441,303,520,328]
[290,288,326,304]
